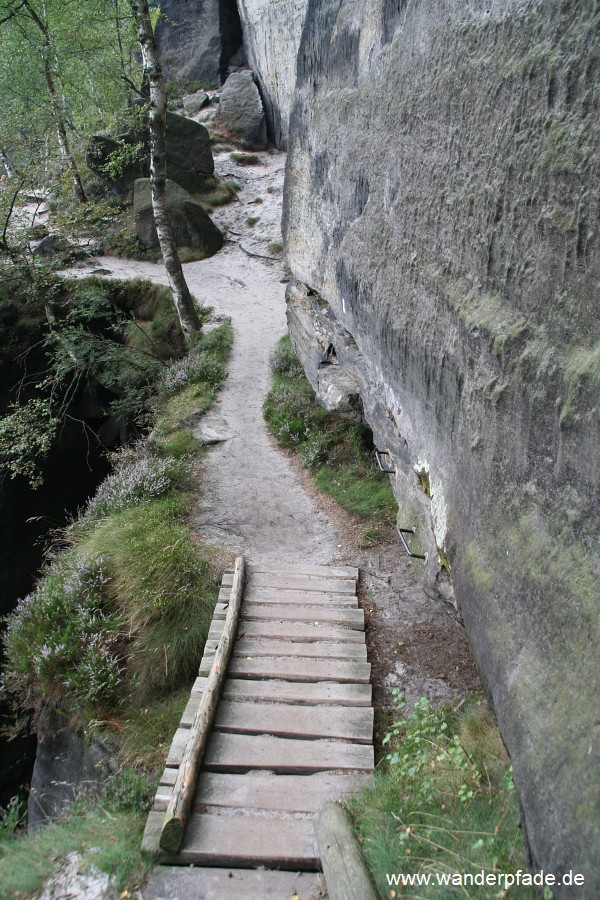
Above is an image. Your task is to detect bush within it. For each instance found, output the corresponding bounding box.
[350,694,531,898]
[84,446,180,520]
[3,555,122,714]
[106,768,155,813]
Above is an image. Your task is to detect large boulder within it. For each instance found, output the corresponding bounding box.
[164,112,214,192]
[219,71,268,149]
[31,234,74,259]
[87,114,214,199]
[133,178,223,256]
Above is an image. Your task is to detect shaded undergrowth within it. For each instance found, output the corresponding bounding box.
[263,335,397,528]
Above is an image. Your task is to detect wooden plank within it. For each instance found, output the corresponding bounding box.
[249,561,359,579]
[192,677,372,707]
[315,802,378,900]
[177,812,320,869]
[213,700,373,742]
[204,732,374,774]
[154,771,369,813]
[219,586,358,606]
[167,727,194,766]
[220,604,364,629]
[144,865,325,900]
[232,620,366,642]
[160,556,246,854]
[200,656,371,683]
[224,572,356,594]
[221,637,367,659]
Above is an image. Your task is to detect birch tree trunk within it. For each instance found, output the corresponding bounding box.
[23,0,87,203]
[129,0,201,344]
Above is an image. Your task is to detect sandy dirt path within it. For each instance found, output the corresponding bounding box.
[69,151,341,563]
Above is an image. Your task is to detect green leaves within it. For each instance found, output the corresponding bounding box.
[0,399,58,488]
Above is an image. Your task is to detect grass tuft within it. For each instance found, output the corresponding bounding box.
[230,151,260,165]
[264,336,396,523]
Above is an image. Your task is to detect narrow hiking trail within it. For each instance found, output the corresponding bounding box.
[69,150,342,565]
[67,147,481,723]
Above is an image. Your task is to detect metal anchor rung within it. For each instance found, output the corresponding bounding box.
[375,449,395,473]
[397,527,428,562]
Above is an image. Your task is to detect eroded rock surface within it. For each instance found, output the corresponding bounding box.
[237,0,309,147]
[219,71,268,148]
[283,0,600,889]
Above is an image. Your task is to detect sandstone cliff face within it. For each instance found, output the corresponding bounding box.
[237,0,309,146]
[155,0,243,85]
[283,0,600,888]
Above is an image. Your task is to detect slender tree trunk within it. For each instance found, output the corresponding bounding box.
[129,0,201,344]
[23,0,86,203]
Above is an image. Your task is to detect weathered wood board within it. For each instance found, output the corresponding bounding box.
[219,585,359,606]
[199,655,371,682]
[191,677,372,706]
[203,732,374,774]
[144,865,326,899]
[154,771,370,813]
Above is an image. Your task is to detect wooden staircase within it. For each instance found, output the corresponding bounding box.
[142,561,374,899]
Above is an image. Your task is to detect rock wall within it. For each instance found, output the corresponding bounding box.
[155,0,243,85]
[237,0,309,146]
[283,0,600,890]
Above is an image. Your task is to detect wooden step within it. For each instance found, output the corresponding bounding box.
[248,561,359,579]
[210,620,366,643]
[222,604,364,629]
[199,655,371,683]
[206,700,373,741]
[144,865,325,899]
[154,770,369,814]
[178,812,319,869]
[192,676,372,706]
[143,810,319,869]
[219,586,359,606]
[213,700,373,741]
[204,732,374,774]
[223,572,356,594]
[206,637,368,660]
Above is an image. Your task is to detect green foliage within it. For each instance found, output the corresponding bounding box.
[0,276,188,488]
[78,495,220,701]
[264,336,396,523]
[351,694,532,898]
[118,687,190,771]
[3,555,122,715]
[0,399,58,488]
[105,767,155,813]
[268,241,284,255]
[3,313,231,724]
[0,804,151,898]
[245,216,260,227]
[100,140,145,180]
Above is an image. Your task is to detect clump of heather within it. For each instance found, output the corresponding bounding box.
[85,445,179,520]
[160,341,227,395]
[2,555,123,716]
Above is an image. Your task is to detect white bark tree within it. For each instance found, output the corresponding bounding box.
[128,0,202,344]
